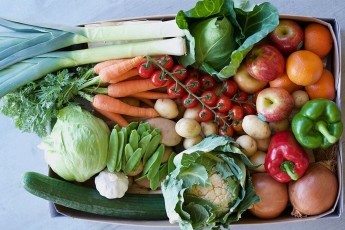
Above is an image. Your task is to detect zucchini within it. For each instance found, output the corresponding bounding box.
[22,172,167,220]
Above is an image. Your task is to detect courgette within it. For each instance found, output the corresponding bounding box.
[22,172,167,220]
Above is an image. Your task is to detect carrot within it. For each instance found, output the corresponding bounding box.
[93,107,129,127]
[93,59,127,74]
[137,98,154,107]
[130,91,173,99]
[107,78,161,98]
[92,94,159,118]
[98,56,144,81]
[100,68,139,83]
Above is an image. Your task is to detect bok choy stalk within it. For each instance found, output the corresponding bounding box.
[0,37,186,98]
[0,18,185,70]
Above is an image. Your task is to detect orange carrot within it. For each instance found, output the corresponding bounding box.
[137,98,154,107]
[98,56,144,81]
[101,68,139,83]
[93,59,127,74]
[93,107,129,127]
[107,78,161,98]
[92,94,159,118]
[130,91,173,99]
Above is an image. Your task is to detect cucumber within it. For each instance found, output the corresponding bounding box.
[22,172,167,220]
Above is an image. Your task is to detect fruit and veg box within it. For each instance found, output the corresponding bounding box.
[1,0,343,229]
[44,14,342,227]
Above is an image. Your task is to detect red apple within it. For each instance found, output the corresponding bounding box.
[256,87,294,122]
[233,64,268,94]
[269,19,304,55]
[245,44,285,82]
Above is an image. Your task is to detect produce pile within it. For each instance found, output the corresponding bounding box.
[0,0,343,229]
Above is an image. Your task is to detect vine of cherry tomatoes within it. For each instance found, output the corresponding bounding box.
[137,55,257,137]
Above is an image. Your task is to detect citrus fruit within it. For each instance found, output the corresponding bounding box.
[305,68,335,100]
[304,23,333,58]
[269,72,303,93]
[286,50,323,86]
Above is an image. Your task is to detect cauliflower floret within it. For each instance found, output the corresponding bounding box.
[186,173,237,214]
[95,169,129,199]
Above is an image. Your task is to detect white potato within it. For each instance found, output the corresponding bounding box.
[146,117,182,146]
[175,118,201,138]
[242,115,271,140]
[292,90,309,108]
[183,135,203,149]
[236,135,257,157]
[154,98,179,119]
[256,137,271,152]
[250,151,267,172]
[183,104,202,121]
[269,119,289,133]
[201,121,218,137]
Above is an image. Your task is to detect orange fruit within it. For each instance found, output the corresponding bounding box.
[286,50,323,86]
[304,23,333,58]
[305,68,335,100]
[269,72,303,93]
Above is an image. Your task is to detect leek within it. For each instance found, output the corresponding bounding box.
[0,18,185,70]
[0,37,186,98]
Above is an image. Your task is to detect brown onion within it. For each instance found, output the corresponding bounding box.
[288,162,338,217]
[250,172,289,219]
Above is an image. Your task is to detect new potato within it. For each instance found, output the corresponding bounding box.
[146,117,182,146]
[175,118,201,138]
[154,98,179,119]
[236,135,257,157]
[242,115,271,139]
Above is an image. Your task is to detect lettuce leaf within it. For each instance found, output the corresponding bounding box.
[175,0,279,80]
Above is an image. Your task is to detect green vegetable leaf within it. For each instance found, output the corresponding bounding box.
[176,163,210,188]
[161,135,259,230]
[176,0,279,79]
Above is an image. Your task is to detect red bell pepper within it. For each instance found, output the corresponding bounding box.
[264,130,310,183]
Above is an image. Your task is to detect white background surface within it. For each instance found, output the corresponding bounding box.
[0,0,344,229]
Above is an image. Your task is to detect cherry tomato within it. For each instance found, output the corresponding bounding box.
[235,90,249,102]
[222,80,238,98]
[137,60,154,79]
[198,107,214,122]
[171,65,187,81]
[187,68,201,78]
[151,70,169,87]
[243,103,256,115]
[232,120,244,134]
[218,125,234,137]
[200,75,216,90]
[216,96,232,113]
[185,77,201,94]
[228,105,244,121]
[201,91,218,107]
[167,82,187,98]
[155,55,174,71]
[182,94,199,108]
[215,112,228,126]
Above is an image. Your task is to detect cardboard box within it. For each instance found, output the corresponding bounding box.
[49,14,343,227]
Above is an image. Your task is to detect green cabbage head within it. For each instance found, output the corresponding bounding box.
[38,105,110,182]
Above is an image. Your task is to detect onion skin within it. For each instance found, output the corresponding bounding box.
[250,173,289,219]
[288,162,338,217]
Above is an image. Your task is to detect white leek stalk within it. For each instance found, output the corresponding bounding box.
[0,18,185,70]
[0,37,186,98]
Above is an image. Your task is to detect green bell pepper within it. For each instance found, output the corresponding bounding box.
[291,99,343,149]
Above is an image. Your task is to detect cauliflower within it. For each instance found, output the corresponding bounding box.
[95,169,129,199]
[161,135,259,230]
[186,173,239,215]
